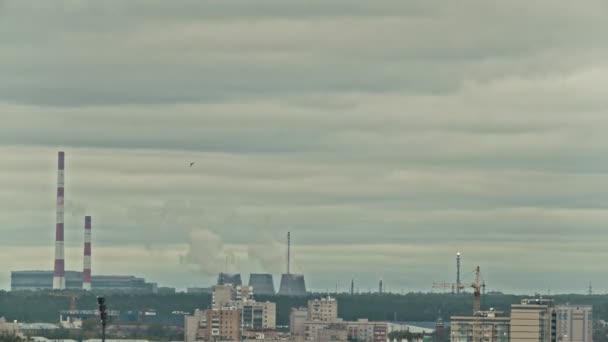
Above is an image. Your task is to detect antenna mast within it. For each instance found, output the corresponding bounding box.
[287,231,291,275]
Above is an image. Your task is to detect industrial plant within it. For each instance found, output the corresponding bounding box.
[10,151,309,295]
[10,151,157,293]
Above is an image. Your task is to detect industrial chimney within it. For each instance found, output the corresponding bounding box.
[53,151,66,290]
[83,216,92,290]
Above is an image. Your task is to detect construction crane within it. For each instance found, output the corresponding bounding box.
[472,266,481,314]
[49,292,79,311]
[471,266,482,342]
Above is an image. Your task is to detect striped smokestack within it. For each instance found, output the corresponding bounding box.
[53,151,66,290]
[83,216,92,290]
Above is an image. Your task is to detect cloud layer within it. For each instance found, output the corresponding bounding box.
[1,0,607,293]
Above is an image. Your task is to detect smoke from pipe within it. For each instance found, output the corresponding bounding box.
[179,228,237,275]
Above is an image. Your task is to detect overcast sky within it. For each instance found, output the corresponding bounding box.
[1,1,608,294]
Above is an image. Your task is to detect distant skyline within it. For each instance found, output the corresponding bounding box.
[1,1,608,294]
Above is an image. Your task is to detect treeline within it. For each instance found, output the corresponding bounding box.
[2,291,608,325]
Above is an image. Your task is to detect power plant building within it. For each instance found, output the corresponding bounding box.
[217,273,242,286]
[278,232,307,296]
[278,274,307,296]
[11,270,157,292]
[248,273,275,295]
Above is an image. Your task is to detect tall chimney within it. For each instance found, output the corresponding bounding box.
[53,151,66,290]
[456,252,461,294]
[83,216,92,290]
[287,232,291,275]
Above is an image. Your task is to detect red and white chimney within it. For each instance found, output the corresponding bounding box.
[83,216,92,290]
[53,151,66,290]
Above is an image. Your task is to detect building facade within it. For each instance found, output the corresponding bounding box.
[450,312,509,342]
[345,319,388,342]
[240,301,276,331]
[290,308,308,336]
[305,319,387,342]
[555,305,592,342]
[308,296,338,322]
[318,324,349,342]
[212,284,254,309]
[511,299,557,342]
[212,285,236,309]
[197,308,241,341]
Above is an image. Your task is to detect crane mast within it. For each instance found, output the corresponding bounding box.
[471,266,482,342]
[472,266,481,314]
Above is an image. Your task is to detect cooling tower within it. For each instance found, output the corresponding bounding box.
[217,273,242,286]
[278,273,306,296]
[248,273,275,295]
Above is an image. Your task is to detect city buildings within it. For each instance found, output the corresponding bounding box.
[186,284,277,341]
[300,297,387,342]
[212,284,254,309]
[450,310,509,342]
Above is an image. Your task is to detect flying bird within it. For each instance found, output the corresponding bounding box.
[189,162,195,167]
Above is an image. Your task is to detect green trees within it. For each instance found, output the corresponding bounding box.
[2,291,608,327]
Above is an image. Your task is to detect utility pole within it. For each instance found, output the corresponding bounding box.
[97,296,107,342]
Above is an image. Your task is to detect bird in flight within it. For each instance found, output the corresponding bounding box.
[189,162,195,167]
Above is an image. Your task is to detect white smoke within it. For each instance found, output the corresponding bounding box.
[179,228,237,275]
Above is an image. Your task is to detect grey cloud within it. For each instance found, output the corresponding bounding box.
[1,0,608,292]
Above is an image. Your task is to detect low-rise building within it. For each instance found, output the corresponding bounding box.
[0,317,20,337]
[318,323,348,342]
[345,319,388,342]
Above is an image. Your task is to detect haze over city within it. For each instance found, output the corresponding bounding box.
[2,1,608,294]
